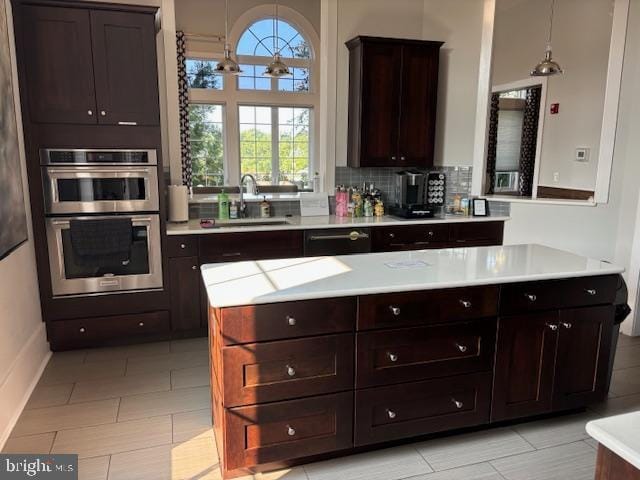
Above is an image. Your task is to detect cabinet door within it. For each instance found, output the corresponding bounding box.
[21,5,97,124]
[90,10,160,126]
[169,256,202,332]
[398,44,440,167]
[492,312,558,421]
[553,305,614,410]
[358,43,401,166]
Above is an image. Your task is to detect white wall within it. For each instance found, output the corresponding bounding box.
[0,0,50,448]
[492,0,613,191]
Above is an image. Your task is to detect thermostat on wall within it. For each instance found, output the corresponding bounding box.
[575,147,590,163]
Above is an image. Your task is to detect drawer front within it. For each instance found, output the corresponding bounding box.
[356,320,496,388]
[225,392,353,471]
[354,373,491,446]
[358,285,499,330]
[219,297,356,345]
[449,221,504,247]
[372,224,449,252]
[199,230,304,263]
[222,334,354,407]
[166,236,198,257]
[500,275,618,314]
[48,311,170,350]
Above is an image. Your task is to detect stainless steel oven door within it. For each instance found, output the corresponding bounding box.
[46,214,163,297]
[42,166,159,214]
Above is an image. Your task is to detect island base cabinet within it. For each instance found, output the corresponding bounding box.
[220,392,354,476]
[354,373,492,446]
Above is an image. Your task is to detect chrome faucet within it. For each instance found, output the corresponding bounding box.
[239,174,258,218]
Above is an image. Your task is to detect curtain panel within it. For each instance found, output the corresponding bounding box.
[176,31,192,188]
[518,86,541,197]
[485,93,500,195]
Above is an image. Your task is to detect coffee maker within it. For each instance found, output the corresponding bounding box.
[388,170,434,218]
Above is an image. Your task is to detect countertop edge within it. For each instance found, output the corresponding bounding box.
[586,418,640,470]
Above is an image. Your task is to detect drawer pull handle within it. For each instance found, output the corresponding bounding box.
[180,243,186,249]
[525,293,537,302]
[546,323,558,331]
[456,343,468,353]
[561,322,572,329]
[387,352,398,362]
[222,252,242,257]
[79,327,86,333]
[286,365,296,377]
[138,322,145,327]
[452,399,464,409]
[287,316,296,326]
[388,233,395,238]
[389,306,401,316]
[287,425,296,436]
[459,300,472,309]
[386,409,397,419]
[585,289,597,296]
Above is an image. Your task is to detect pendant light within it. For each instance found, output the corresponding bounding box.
[531,0,563,76]
[264,0,291,77]
[215,0,242,75]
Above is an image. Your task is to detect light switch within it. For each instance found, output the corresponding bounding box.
[575,148,590,163]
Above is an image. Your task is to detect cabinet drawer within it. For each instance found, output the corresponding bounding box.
[358,285,499,330]
[221,334,354,407]
[354,373,491,446]
[449,221,504,247]
[199,230,304,263]
[224,392,353,471]
[166,236,198,257]
[356,320,496,388]
[500,275,618,314]
[372,224,449,252]
[48,311,170,350]
[218,297,356,345]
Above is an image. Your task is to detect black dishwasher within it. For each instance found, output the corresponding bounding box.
[303,228,372,256]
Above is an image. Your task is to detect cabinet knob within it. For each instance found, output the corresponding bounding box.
[456,343,468,353]
[459,300,472,309]
[561,322,572,329]
[191,265,198,270]
[389,306,401,316]
[391,156,397,161]
[87,110,93,116]
[585,289,597,296]
[452,399,464,409]
[138,322,145,327]
[386,409,397,419]
[525,293,537,302]
[428,231,434,237]
[286,365,296,377]
[180,243,186,249]
[388,233,395,238]
[286,315,296,326]
[400,156,406,161]
[100,110,106,116]
[387,352,398,362]
[287,425,296,436]
[79,327,86,333]
[546,323,558,331]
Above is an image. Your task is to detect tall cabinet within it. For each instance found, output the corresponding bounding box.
[346,36,443,168]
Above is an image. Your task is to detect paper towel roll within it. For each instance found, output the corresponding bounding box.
[168,185,189,223]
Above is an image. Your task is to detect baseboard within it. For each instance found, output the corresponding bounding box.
[0,323,51,450]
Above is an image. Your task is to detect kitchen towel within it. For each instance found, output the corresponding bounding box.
[168,185,189,222]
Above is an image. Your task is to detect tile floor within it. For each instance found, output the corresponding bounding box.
[3,334,640,480]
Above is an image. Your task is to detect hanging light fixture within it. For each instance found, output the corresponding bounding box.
[264,0,291,77]
[215,0,242,75]
[531,0,563,76]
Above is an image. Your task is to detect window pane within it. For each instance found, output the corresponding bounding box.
[240,106,273,186]
[185,59,224,90]
[189,104,225,187]
[279,106,310,189]
[237,19,311,59]
[238,64,270,91]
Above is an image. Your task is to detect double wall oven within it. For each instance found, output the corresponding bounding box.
[42,149,163,297]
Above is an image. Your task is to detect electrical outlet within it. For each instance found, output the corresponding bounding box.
[553,172,560,183]
[575,147,590,163]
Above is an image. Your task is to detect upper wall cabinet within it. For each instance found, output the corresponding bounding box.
[18,3,160,126]
[346,37,443,168]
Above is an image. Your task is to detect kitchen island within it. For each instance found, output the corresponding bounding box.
[202,244,623,478]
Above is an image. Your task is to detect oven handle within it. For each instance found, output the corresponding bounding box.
[45,167,152,175]
[49,216,154,227]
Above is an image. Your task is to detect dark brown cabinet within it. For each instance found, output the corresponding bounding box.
[169,256,201,332]
[346,36,442,168]
[492,304,615,422]
[18,3,159,126]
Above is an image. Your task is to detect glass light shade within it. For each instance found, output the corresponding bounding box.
[215,46,242,75]
[264,54,291,78]
[531,48,563,77]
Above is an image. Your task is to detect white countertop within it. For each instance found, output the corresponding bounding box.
[167,214,510,235]
[201,243,623,308]
[587,412,640,470]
